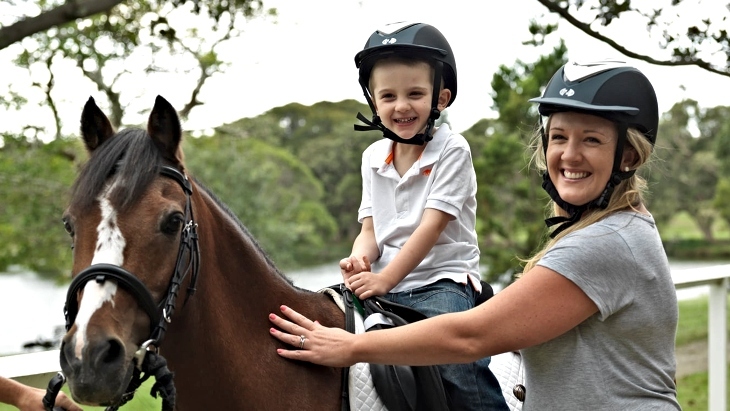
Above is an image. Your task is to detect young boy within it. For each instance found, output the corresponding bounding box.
[341,22,508,411]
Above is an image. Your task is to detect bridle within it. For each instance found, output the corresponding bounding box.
[45,165,200,411]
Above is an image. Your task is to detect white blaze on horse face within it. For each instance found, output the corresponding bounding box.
[73,184,125,359]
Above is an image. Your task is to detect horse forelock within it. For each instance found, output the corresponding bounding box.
[70,129,165,213]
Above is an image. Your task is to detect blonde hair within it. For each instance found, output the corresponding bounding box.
[522,119,654,272]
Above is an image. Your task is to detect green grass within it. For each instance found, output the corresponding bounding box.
[0,380,160,411]
[662,211,730,240]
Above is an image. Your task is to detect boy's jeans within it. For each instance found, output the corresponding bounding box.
[383,279,509,411]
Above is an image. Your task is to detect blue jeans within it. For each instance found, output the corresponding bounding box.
[383,279,509,411]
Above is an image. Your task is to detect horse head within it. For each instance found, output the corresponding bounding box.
[60,96,196,407]
[58,96,346,410]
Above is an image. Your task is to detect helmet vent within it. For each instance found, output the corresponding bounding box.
[559,88,575,97]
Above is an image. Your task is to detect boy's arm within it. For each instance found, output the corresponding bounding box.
[341,217,379,286]
[375,208,451,289]
[349,217,379,264]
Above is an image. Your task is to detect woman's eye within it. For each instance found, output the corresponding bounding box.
[549,134,566,141]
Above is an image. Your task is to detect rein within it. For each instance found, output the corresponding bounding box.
[44,165,200,411]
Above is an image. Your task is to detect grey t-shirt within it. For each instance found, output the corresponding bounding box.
[522,212,680,410]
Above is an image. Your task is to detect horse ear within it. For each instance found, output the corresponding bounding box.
[80,97,115,153]
[148,95,184,165]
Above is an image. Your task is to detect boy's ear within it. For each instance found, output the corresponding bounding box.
[437,89,452,111]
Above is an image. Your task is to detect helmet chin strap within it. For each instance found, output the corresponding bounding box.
[354,62,444,146]
[542,123,636,238]
[354,110,440,145]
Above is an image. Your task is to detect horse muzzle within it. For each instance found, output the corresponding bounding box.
[59,330,135,406]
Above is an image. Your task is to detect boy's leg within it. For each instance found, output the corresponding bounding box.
[384,280,509,411]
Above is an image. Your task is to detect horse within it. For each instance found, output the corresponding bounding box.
[57,96,347,410]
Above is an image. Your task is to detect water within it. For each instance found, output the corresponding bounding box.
[0,260,725,355]
[0,264,343,355]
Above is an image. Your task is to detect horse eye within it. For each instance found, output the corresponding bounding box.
[62,217,75,236]
[161,213,184,235]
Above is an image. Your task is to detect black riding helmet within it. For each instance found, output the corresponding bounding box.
[353,22,457,145]
[529,60,659,237]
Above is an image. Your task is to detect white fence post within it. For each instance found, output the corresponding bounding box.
[708,277,728,411]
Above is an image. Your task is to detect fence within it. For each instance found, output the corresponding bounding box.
[1,264,729,410]
[673,263,730,411]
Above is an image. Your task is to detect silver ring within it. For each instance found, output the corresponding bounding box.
[299,335,306,349]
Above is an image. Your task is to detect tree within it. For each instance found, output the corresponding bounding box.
[463,44,567,283]
[0,0,267,50]
[216,100,381,243]
[2,0,273,139]
[0,134,84,277]
[648,99,721,241]
[532,0,730,78]
[183,133,340,268]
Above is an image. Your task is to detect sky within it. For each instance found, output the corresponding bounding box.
[1,0,729,137]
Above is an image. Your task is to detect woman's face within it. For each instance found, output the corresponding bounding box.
[546,111,618,206]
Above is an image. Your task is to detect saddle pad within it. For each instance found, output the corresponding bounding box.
[318,288,388,411]
[489,351,524,411]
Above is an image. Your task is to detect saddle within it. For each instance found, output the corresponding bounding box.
[335,285,451,411]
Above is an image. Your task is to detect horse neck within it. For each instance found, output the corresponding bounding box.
[160,186,344,409]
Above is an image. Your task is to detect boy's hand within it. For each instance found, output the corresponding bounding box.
[348,270,391,299]
[340,255,371,288]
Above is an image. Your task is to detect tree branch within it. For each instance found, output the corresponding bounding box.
[0,0,124,50]
[534,0,729,78]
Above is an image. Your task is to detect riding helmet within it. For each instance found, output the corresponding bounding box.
[530,59,658,144]
[355,22,457,106]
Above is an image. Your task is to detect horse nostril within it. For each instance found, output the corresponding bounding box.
[103,339,123,364]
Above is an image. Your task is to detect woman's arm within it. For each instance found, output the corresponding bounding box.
[0,376,82,411]
[270,265,599,367]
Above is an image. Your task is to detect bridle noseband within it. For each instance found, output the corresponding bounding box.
[51,165,201,411]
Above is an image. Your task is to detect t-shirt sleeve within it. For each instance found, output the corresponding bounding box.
[357,146,373,223]
[425,141,476,219]
[537,227,639,321]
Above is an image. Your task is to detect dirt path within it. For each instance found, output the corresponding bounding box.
[676,340,730,378]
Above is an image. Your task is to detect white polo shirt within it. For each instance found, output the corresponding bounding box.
[357,123,481,293]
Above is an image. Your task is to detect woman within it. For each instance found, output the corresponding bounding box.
[269,60,680,410]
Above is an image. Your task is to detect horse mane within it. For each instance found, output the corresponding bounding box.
[192,179,293,285]
[70,129,162,212]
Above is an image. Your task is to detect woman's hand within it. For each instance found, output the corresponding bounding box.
[269,305,357,368]
[16,385,82,411]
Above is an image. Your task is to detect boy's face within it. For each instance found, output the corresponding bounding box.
[370,60,450,140]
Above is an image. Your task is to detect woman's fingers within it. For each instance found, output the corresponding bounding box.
[278,305,315,329]
[268,305,317,347]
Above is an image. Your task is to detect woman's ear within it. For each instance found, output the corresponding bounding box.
[437,88,452,111]
[621,145,639,170]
